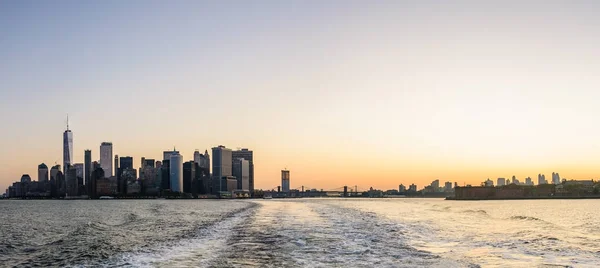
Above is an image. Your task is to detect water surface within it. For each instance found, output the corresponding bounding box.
[1,199,597,267]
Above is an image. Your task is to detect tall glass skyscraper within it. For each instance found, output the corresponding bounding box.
[84,150,92,187]
[281,169,290,192]
[232,148,253,194]
[212,146,232,194]
[100,142,113,178]
[63,117,73,174]
[38,163,49,182]
[169,152,183,192]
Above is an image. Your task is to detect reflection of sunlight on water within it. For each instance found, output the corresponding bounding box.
[334,199,600,267]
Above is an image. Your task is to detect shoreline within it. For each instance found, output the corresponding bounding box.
[446,196,600,201]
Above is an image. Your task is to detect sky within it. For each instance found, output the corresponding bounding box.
[2,0,600,192]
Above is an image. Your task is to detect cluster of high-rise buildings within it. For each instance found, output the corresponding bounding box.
[397,179,456,195]
[4,119,255,199]
[483,173,564,187]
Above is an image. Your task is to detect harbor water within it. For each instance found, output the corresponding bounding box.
[1,199,598,267]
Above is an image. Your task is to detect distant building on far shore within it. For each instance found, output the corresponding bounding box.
[525,177,533,186]
[399,184,407,192]
[409,184,417,192]
[281,169,290,192]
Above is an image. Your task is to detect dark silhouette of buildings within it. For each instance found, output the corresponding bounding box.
[232,148,254,195]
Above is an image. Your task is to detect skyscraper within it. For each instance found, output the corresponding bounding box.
[38,163,49,182]
[74,163,84,181]
[100,142,113,178]
[444,181,453,192]
[525,177,533,186]
[63,116,73,174]
[65,165,78,197]
[163,148,179,161]
[84,150,91,187]
[170,152,183,192]
[183,161,195,194]
[232,148,254,194]
[74,163,84,195]
[192,151,210,195]
[281,169,290,192]
[50,165,61,181]
[89,161,103,199]
[194,150,201,165]
[114,155,119,178]
[538,174,547,185]
[552,172,561,184]
[212,146,232,194]
[119,156,133,170]
[431,179,440,191]
[232,158,250,191]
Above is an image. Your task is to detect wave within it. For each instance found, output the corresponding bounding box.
[510,216,543,221]
[461,209,488,215]
[111,202,259,267]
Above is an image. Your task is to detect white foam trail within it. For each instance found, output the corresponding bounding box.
[111,205,255,267]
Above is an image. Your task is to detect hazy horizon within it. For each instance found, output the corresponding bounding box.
[3,1,600,192]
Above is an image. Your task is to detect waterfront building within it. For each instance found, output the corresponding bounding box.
[65,165,78,196]
[139,158,154,183]
[141,165,160,195]
[170,152,183,192]
[538,174,547,185]
[444,181,453,192]
[399,184,407,192]
[89,162,102,198]
[232,148,253,194]
[100,142,113,178]
[160,160,170,191]
[38,163,49,182]
[114,155,119,178]
[409,184,417,192]
[232,158,250,191]
[484,179,494,187]
[497,178,506,187]
[281,169,290,192]
[183,161,195,193]
[63,117,73,174]
[50,165,61,181]
[431,179,440,192]
[212,145,232,195]
[525,177,533,186]
[220,176,237,192]
[84,150,91,187]
[74,163,84,193]
[552,172,561,185]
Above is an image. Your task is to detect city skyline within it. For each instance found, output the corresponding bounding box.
[5,1,600,191]
[0,118,581,192]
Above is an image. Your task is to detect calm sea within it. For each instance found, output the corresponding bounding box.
[1,199,598,267]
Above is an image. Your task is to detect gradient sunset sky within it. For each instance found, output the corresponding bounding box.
[3,1,600,192]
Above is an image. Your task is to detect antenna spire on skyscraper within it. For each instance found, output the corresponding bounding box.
[66,114,69,130]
